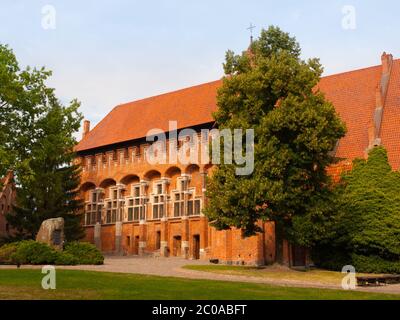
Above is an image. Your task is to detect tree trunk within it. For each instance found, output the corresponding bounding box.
[275,221,284,264]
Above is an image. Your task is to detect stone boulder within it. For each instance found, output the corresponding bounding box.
[36,217,65,250]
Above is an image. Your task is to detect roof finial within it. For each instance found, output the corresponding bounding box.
[247,23,256,44]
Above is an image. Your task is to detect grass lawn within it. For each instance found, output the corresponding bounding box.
[0,268,398,300]
[182,265,383,286]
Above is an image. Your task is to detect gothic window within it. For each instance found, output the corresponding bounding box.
[173,177,188,217]
[188,197,201,216]
[172,176,202,217]
[104,185,125,224]
[173,192,184,217]
[84,189,104,226]
[125,184,147,222]
[152,182,166,219]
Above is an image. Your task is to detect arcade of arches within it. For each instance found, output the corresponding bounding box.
[78,156,277,265]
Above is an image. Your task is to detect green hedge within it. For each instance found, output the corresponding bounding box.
[352,254,400,274]
[55,252,79,265]
[11,241,58,265]
[312,247,400,274]
[64,242,104,265]
[0,242,20,264]
[0,241,103,266]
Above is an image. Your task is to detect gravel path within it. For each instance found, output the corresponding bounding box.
[2,255,400,295]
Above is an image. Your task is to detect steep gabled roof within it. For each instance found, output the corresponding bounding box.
[76,80,221,152]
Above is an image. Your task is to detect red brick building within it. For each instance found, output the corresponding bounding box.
[76,52,399,266]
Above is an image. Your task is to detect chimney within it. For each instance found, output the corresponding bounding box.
[381,52,393,75]
[365,52,394,156]
[83,120,90,138]
[375,86,383,108]
[368,122,375,149]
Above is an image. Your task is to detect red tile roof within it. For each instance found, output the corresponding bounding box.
[76,80,221,152]
[316,64,383,160]
[76,57,400,169]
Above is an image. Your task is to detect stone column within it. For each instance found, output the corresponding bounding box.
[160,217,168,257]
[94,222,102,250]
[181,216,189,259]
[115,221,123,254]
[138,219,147,256]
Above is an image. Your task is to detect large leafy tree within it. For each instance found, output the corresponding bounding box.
[0,44,84,241]
[308,147,400,271]
[204,26,346,262]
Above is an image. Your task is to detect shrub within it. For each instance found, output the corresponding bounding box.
[0,240,103,265]
[54,252,79,265]
[310,147,400,274]
[10,240,58,265]
[0,242,20,264]
[64,242,104,265]
[352,254,400,274]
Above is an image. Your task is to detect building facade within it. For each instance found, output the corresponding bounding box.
[76,52,400,266]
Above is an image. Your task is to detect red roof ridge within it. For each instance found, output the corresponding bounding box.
[320,59,400,79]
[114,79,223,110]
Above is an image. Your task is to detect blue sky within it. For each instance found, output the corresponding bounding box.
[1,0,399,129]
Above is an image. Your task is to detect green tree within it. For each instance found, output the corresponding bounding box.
[0,45,53,178]
[309,147,400,272]
[0,44,84,241]
[204,26,346,262]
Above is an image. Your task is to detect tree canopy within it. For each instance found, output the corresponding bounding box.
[0,44,84,241]
[204,26,346,260]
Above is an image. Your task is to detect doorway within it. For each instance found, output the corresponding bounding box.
[193,235,200,260]
[173,236,182,257]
